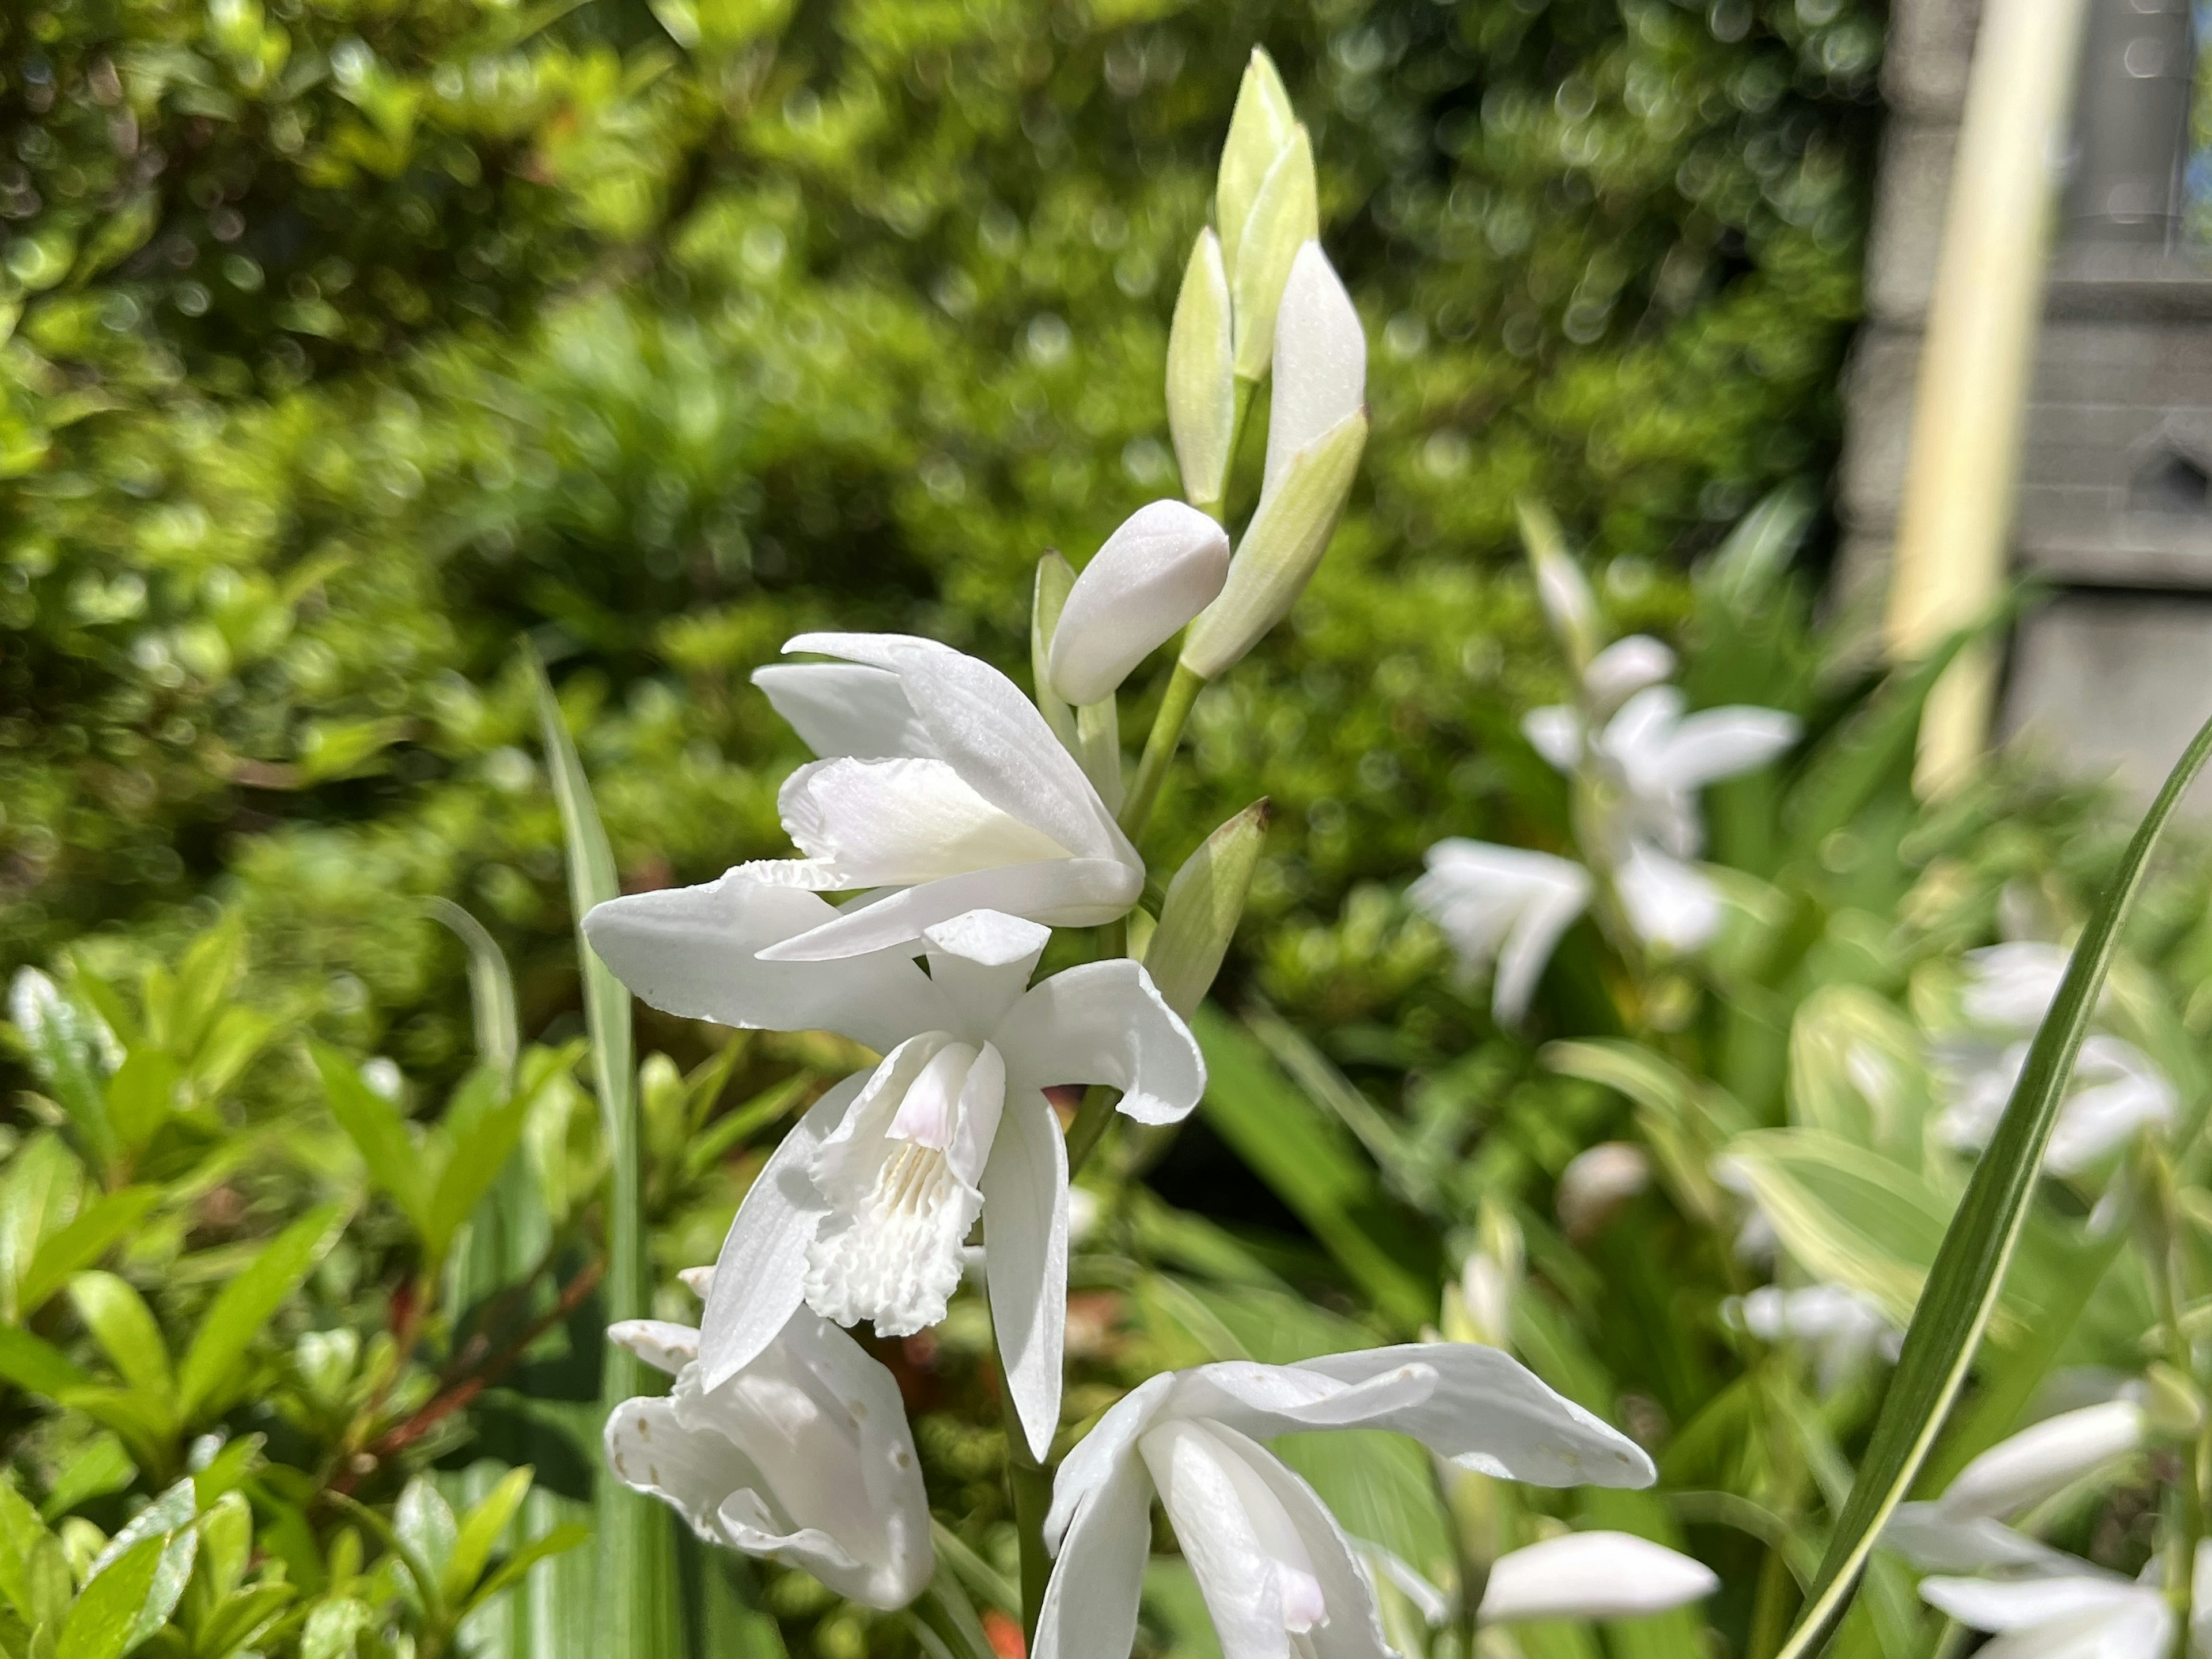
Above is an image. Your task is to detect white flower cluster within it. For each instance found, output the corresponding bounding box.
[583,50,1719,1652]
[1410,527,1800,1024]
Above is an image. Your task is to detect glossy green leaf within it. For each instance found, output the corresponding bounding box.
[309,1042,430,1229]
[442,1464,533,1604]
[55,1535,164,1659]
[16,1189,161,1319]
[1772,705,2212,1659]
[176,1205,345,1420]
[67,1273,171,1398]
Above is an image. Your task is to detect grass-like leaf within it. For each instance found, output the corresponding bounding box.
[1772,704,2212,1659]
[527,649,680,1659]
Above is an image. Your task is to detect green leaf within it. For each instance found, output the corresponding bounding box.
[1772,704,2212,1658]
[527,650,678,1659]
[1,1134,84,1322]
[441,1465,533,1605]
[102,1056,178,1161]
[426,899,520,1082]
[308,1043,429,1230]
[176,1205,345,1421]
[421,1067,541,1268]
[1191,1007,1436,1331]
[393,1478,458,1598]
[37,1435,133,1523]
[462,1521,591,1612]
[67,1274,171,1398]
[7,972,118,1171]
[56,1536,164,1659]
[16,1190,161,1318]
[0,1325,93,1398]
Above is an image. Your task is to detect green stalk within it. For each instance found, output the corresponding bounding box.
[994,1347,1054,1641]
[1119,662,1205,844]
[912,1575,999,1659]
[531,653,680,1659]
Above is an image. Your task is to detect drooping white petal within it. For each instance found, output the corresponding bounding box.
[1883,1505,2082,1574]
[1171,1359,1436,1435]
[983,1088,1071,1463]
[1264,244,1366,491]
[608,1319,700,1376]
[605,1395,770,1550]
[1614,842,1722,953]
[763,756,1073,886]
[1046,1374,1178,1552]
[1522,706,1584,772]
[1288,1344,1656,1488]
[1476,1532,1717,1624]
[1938,1400,2146,1520]
[1962,942,2073,1030]
[1232,1439,1396,1659]
[1917,1570,2156,1634]
[922,909,1054,971]
[752,662,937,761]
[1033,1446,1156,1659]
[1050,502,1232,706]
[782,633,1134,868]
[2047,1037,2174,1175]
[1582,636,1677,712]
[755,858,1145,963]
[1407,839,1592,1025]
[805,1037,1005,1338]
[698,1076,858,1391]
[1143,1419,1323,1659]
[582,874,949,1055]
[1645,705,1800,791]
[991,959,1206,1124]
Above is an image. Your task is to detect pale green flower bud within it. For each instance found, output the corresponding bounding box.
[1144,800,1269,1018]
[1180,245,1366,679]
[1217,49,1297,276]
[1228,126,1317,383]
[1075,695,1123,813]
[1518,500,1599,673]
[1166,229,1235,515]
[1445,1199,1523,1348]
[1030,550,1080,752]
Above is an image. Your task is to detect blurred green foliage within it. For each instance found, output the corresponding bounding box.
[1,0,1880,1069]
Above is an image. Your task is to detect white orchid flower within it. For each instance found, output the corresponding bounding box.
[1407,839,1592,1024]
[734,632,1144,961]
[1554,1142,1650,1240]
[1580,635,1677,717]
[603,1290,933,1611]
[1476,1531,1718,1625]
[1048,501,1231,706]
[1910,1543,2211,1658]
[1032,1346,1654,1659]
[582,874,1203,1459]
[1961,942,2078,1029]
[1935,1033,2175,1177]
[1729,1283,1900,1395]
[1612,839,1724,954]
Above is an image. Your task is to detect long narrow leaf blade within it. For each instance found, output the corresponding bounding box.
[1774,705,2212,1659]
[527,650,677,1659]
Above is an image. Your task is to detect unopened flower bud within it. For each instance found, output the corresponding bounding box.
[1216,49,1297,277]
[1048,501,1230,707]
[1937,1398,2146,1520]
[1556,1142,1650,1240]
[1520,500,1598,673]
[1144,800,1268,1018]
[1180,246,1366,679]
[1477,1533,1718,1626]
[1166,230,1236,515]
[1031,551,1080,752]
[1228,127,1318,382]
[1449,1199,1523,1348]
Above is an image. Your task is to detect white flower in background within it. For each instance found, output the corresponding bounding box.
[1407,840,1592,1024]
[1934,944,2175,1176]
[1729,1284,1900,1395]
[1048,501,1231,706]
[1032,1346,1655,1659]
[1476,1531,1718,1626]
[1911,1544,2209,1659]
[1885,1398,2149,1575]
[583,875,1205,1457]
[1181,244,1368,681]
[1555,1142,1650,1240]
[736,632,1145,960]
[603,1285,933,1611]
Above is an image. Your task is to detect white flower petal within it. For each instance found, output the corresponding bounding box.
[604,1395,766,1544]
[608,1319,699,1376]
[752,662,937,760]
[1938,1401,2146,1520]
[1169,1359,1437,1435]
[1882,1505,2081,1574]
[991,959,1206,1124]
[2048,1038,2174,1175]
[1050,501,1232,706]
[1406,840,1591,1025]
[1615,843,1721,953]
[755,858,1145,963]
[1918,1571,2151,1633]
[1143,1421,1308,1659]
[1522,706,1584,772]
[1290,1344,1656,1488]
[1264,244,1366,491]
[582,874,949,1054]
[783,632,1134,868]
[1963,943,2073,1030]
[767,756,1073,885]
[922,908,1054,969]
[1046,1373,1178,1552]
[1476,1532,1717,1624]
[1233,1442,1395,1659]
[1583,636,1677,711]
[1033,1446,1156,1659]
[1650,706,1800,790]
[697,1075,858,1391]
[679,1266,716,1301]
[982,1087,1070,1462]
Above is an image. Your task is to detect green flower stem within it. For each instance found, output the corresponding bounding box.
[994,1350,1055,1642]
[1119,661,1205,845]
[914,1574,1001,1659]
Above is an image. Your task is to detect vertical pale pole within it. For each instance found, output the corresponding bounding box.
[1884,0,2092,794]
